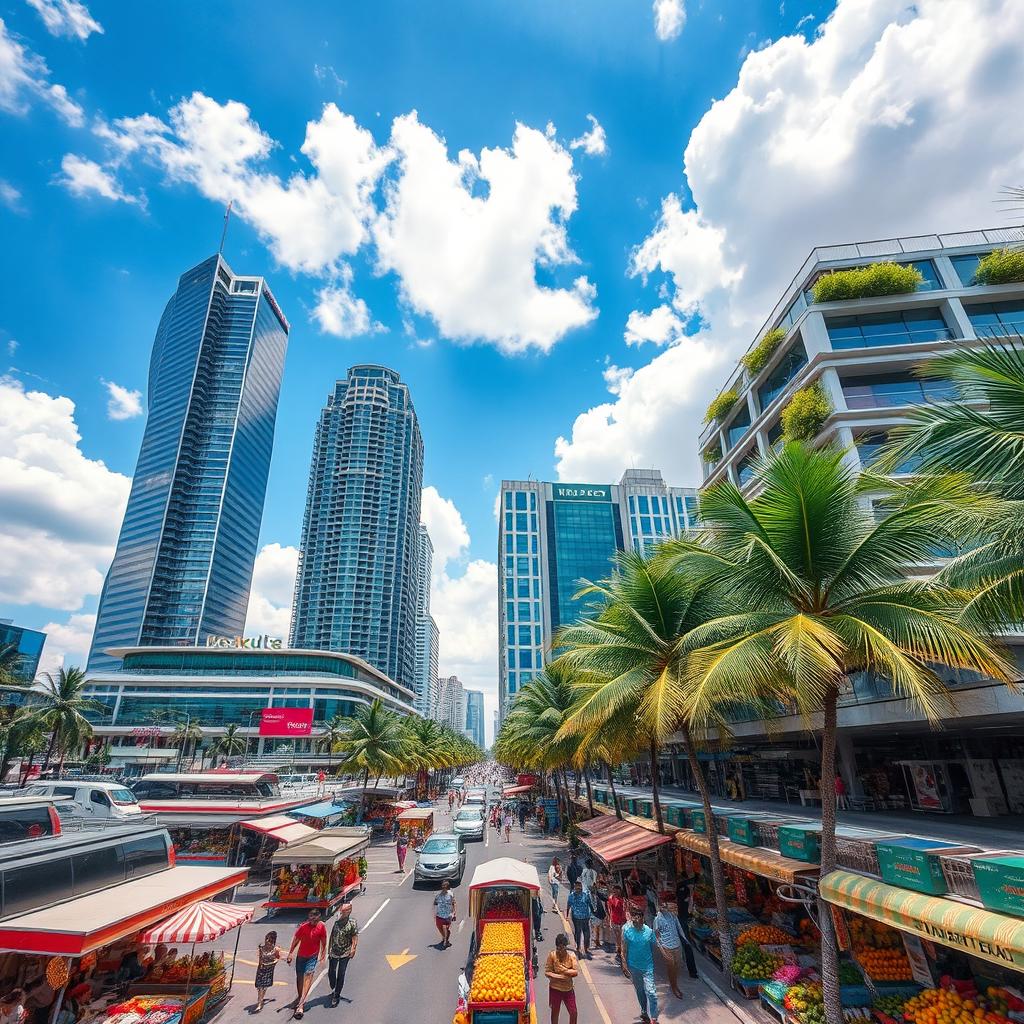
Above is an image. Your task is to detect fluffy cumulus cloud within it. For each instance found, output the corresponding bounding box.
[0,16,84,125]
[420,486,471,572]
[25,0,103,41]
[101,378,142,420]
[653,0,686,41]
[555,0,1024,486]
[58,154,141,204]
[374,113,598,354]
[0,376,130,610]
[624,304,684,347]
[569,114,607,157]
[37,612,95,677]
[312,265,380,338]
[0,179,22,211]
[244,542,298,639]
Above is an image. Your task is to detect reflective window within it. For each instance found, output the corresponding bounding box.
[966,301,1024,338]
[826,307,950,349]
[726,403,751,450]
[950,253,983,286]
[757,340,808,410]
[843,373,956,410]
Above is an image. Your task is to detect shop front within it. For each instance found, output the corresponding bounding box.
[265,828,370,915]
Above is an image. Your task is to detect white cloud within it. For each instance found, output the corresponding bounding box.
[420,486,471,575]
[374,113,597,354]
[312,265,381,338]
[244,542,298,639]
[602,363,633,396]
[570,114,607,157]
[624,304,684,347]
[25,0,102,41]
[556,0,1024,487]
[0,16,84,125]
[0,179,22,211]
[58,154,141,204]
[37,612,95,677]
[653,0,686,41]
[6,339,17,355]
[101,379,142,420]
[0,376,130,610]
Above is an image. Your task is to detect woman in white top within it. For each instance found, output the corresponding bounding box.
[547,857,564,912]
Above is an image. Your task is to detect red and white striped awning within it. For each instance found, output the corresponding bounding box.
[139,900,254,944]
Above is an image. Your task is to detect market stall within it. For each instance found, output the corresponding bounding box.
[167,826,235,865]
[397,808,433,845]
[581,816,675,912]
[265,827,370,915]
[236,816,318,873]
[284,800,357,830]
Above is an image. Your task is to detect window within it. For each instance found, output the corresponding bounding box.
[72,845,125,894]
[826,307,950,349]
[90,790,110,807]
[906,260,940,291]
[950,253,983,286]
[726,404,751,450]
[0,805,57,843]
[757,340,808,410]
[842,373,955,410]
[515,492,527,510]
[122,834,170,878]
[966,301,1024,338]
[855,431,922,472]
[3,858,74,917]
[736,449,758,487]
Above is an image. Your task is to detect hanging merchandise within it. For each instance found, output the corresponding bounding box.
[46,957,70,988]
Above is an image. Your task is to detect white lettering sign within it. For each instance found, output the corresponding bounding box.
[205,634,283,650]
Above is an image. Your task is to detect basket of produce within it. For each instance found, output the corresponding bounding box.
[737,925,794,946]
[902,987,1018,1024]
[856,948,913,983]
[468,953,527,1007]
[785,981,825,1024]
[731,943,784,984]
[479,922,525,955]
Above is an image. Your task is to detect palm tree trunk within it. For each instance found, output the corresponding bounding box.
[583,765,594,817]
[649,739,665,834]
[682,724,734,972]
[561,767,575,824]
[19,748,36,788]
[818,688,842,1024]
[605,761,623,821]
[41,728,59,773]
[551,771,564,832]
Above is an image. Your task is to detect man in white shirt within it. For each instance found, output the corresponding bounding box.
[580,858,597,893]
[652,896,685,999]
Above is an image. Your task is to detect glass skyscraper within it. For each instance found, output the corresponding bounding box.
[88,254,290,672]
[0,619,46,683]
[464,688,485,748]
[290,365,424,694]
[413,523,440,716]
[497,469,699,719]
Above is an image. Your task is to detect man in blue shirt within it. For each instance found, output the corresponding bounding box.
[620,907,660,1024]
[565,881,593,959]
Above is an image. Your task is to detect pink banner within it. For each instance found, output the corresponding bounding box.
[259,707,313,737]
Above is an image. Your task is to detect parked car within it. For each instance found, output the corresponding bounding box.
[413,833,466,886]
[452,807,485,841]
[451,776,466,789]
[0,796,63,843]
[26,781,144,821]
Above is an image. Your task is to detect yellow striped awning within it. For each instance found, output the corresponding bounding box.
[820,870,1024,971]
[675,831,819,884]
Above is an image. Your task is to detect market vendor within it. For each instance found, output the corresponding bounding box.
[0,989,25,1024]
[115,952,145,986]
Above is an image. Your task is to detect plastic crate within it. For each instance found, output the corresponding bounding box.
[836,837,887,876]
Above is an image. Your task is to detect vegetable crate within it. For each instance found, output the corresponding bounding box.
[876,840,980,896]
[778,825,823,864]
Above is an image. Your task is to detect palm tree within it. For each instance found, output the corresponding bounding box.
[554,548,738,969]
[17,667,100,775]
[333,700,410,803]
[317,716,347,773]
[211,723,246,760]
[171,718,204,771]
[668,442,1012,1024]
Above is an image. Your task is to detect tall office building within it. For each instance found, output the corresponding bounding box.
[290,366,424,693]
[0,619,46,683]
[413,524,440,716]
[434,674,465,732]
[88,255,289,672]
[497,469,699,719]
[464,688,485,749]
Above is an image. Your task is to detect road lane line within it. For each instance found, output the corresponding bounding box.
[363,897,391,929]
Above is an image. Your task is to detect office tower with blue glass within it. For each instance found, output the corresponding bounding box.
[88,255,290,672]
[497,469,700,719]
[290,365,424,694]
[414,523,440,716]
[0,619,46,683]
[464,688,485,748]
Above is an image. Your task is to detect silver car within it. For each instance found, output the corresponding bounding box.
[414,833,466,886]
[452,806,485,841]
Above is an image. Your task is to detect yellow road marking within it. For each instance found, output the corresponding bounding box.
[385,948,418,970]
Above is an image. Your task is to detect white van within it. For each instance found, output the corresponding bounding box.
[26,781,144,821]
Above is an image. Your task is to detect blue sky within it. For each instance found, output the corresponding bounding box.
[2,0,1022,734]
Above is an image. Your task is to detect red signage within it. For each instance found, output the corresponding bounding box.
[259,707,313,737]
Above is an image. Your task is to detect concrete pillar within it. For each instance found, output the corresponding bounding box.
[933,255,963,291]
[800,311,832,358]
[836,733,862,796]
[941,296,974,340]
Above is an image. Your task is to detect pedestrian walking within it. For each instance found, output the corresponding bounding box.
[591,872,610,949]
[316,770,326,797]
[538,806,547,835]
[621,906,660,1024]
[253,931,285,1011]
[285,908,326,1020]
[566,854,582,888]
[396,830,409,873]
[608,885,628,957]
[674,876,699,979]
[547,857,564,912]
[835,773,848,810]
[580,858,597,893]
[653,897,684,998]
[531,894,544,943]
[433,879,457,948]
[448,791,455,812]
[326,903,358,1007]
[545,934,578,1024]
[566,881,593,959]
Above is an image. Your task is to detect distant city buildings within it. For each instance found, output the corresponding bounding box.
[290,366,424,694]
[88,254,289,672]
[413,524,440,716]
[0,619,46,683]
[464,688,485,748]
[433,674,465,732]
[497,468,699,720]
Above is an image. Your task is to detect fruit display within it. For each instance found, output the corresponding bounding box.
[849,917,901,951]
[270,860,360,903]
[837,961,863,985]
[469,953,526,1005]
[731,942,784,980]
[785,981,826,1024]
[737,924,794,946]
[480,890,523,920]
[105,996,184,1024]
[983,986,1024,1016]
[146,952,224,984]
[873,993,912,1018]
[479,921,525,954]
[857,947,913,982]
[169,827,232,860]
[902,988,1017,1024]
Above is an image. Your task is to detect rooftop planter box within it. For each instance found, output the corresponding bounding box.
[704,389,739,425]
[742,327,787,376]
[974,248,1024,286]
[812,261,923,303]
[781,382,830,442]
[702,441,723,464]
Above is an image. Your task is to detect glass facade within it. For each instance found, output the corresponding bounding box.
[500,486,542,698]
[0,620,46,682]
[966,301,1024,338]
[842,373,956,410]
[88,256,289,672]
[826,307,951,349]
[756,339,808,410]
[464,689,484,748]
[290,366,424,695]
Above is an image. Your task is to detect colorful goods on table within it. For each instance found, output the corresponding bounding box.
[732,942,784,980]
[480,890,522,920]
[469,953,526,1004]
[857,948,913,983]
[270,860,359,903]
[146,953,224,984]
[105,996,184,1024]
[902,988,1019,1024]
[169,828,232,861]
[479,921,525,954]
[785,981,826,1024]
[738,924,793,946]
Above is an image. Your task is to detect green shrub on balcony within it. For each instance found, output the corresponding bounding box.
[975,248,1024,286]
[702,441,722,464]
[812,261,923,303]
[781,382,830,442]
[741,327,787,375]
[703,388,739,425]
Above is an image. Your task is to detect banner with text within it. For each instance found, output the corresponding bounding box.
[259,707,313,737]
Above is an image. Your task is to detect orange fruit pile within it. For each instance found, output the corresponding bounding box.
[737,925,792,946]
[480,922,525,954]
[904,989,1013,1024]
[857,947,912,981]
[469,953,526,1004]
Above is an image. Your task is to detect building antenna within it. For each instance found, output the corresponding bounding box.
[218,200,233,255]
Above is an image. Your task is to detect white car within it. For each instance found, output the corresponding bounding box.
[26,781,144,821]
[452,807,485,841]
[451,776,466,789]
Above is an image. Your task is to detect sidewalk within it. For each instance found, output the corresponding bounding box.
[607,782,1024,849]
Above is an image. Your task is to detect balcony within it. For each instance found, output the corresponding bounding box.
[826,308,952,350]
[842,376,956,410]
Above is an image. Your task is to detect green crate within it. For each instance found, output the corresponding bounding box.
[690,808,708,834]
[637,798,655,819]
[778,825,822,863]
[728,816,763,847]
[971,855,1024,917]
[876,839,957,895]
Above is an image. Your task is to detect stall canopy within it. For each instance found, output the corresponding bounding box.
[397,808,433,822]
[675,831,819,884]
[502,785,533,796]
[578,813,623,837]
[270,827,369,866]
[140,900,254,944]
[285,800,350,821]
[0,865,247,955]
[584,819,673,865]
[820,869,1024,971]
[240,815,318,846]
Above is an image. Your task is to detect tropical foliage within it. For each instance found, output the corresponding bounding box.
[812,261,922,303]
[974,248,1024,286]
[781,381,831,441]
[211,722,247,759]
[703,388,739,425]
[742,326,787,375]
[15,667,102,775]
[702,441,722,465]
